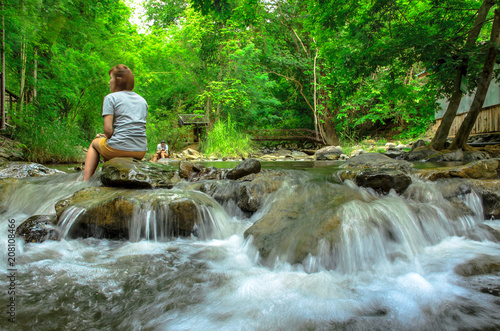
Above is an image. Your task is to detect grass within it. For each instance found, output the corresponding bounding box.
[201,116,254,158]
[12,118,86,164]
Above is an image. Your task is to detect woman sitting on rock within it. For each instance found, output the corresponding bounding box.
[83,64,148,181]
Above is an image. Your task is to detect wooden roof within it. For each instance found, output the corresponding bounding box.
[178,114,208,125]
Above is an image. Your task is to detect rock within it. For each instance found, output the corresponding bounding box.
[463,150,490,162]
[157,158,181,167]
[56,187,220,240]
[477,224,500,242]
[465,179,500,219]
[415,159,500,181]
[190,171,288,214]
[385,142,397,150]
[291,151,309,159]
[427,149,464,162]
[315,146,343,160]
[100,157,179,189]
[274,149,292,157]
[342,153,414,172]
[410,139,428,151]
[244,183,369,265]
[383,150,407,159]
[236,172,286,212]
[0,162,64,179]
[353,170,412,194]
[0,136,24,161]
[405,147,437,161]
[179,161,196,180]
[226,159,261,180]
[454,254,500,277]
[16,215,59,243]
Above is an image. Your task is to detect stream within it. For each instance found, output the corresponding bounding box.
[1,161,499,330]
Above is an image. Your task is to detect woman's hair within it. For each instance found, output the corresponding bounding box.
[109,64,134,91]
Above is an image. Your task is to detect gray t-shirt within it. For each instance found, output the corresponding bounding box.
[102,91,148,151]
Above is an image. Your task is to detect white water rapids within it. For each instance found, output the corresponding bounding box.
[1,169,499,330]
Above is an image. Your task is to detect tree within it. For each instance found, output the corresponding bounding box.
[430,0,497,150]
[450,8,500,150]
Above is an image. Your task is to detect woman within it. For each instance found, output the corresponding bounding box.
[83,64,148,181]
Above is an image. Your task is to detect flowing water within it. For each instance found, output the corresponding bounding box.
[1,164,499,330]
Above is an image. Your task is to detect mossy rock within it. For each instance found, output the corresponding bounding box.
[100,157,180,189]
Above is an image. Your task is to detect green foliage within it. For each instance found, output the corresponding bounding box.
[11,108,85,163]
[201,116,254,158]
[146,108,191,153]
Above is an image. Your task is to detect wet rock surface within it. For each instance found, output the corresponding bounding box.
[454,254,500,277]
[0,162,64,179]
[226,158,261,180]
[353,170,412,194]
[16,214,59,243]
[101,157,180,189]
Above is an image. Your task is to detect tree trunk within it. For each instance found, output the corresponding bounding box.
[320,113,339,146]
[19,38,27,113]
[430,0,495,150]
[0,1,5,130]
[450,9,500,150]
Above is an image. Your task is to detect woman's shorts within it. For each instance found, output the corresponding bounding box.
[98,138,146,161]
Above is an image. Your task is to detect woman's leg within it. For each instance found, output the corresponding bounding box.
[83,138,105,181]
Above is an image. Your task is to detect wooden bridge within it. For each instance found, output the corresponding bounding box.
[248,129,323,143]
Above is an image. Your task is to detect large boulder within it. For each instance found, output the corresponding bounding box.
[226,158,261,180]
[335,154,413,194]
[16,214,59,243]
[315,146,343,160]
[353,170,412,194]
[236,172,286,212]
[244,183,370,266]
[0,162,64,179]
[189,171,289,213]
[100,157,180,189]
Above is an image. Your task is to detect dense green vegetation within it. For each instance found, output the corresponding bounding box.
[1,0,497,161]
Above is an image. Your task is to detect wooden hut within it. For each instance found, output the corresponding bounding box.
[178,114,209,143]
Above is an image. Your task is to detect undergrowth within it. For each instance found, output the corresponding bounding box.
[201,115,254,158]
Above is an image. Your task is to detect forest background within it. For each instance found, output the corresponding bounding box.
[1,0,498,163]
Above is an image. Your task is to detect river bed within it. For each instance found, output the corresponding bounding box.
[1,162,499,330]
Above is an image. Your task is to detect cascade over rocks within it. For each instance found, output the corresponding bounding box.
[55,187,221,240]
[100,157,180,188]
[188,171,289,213]
[244,183,368,265]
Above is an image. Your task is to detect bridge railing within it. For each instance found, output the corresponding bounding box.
[247,129,323,143]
